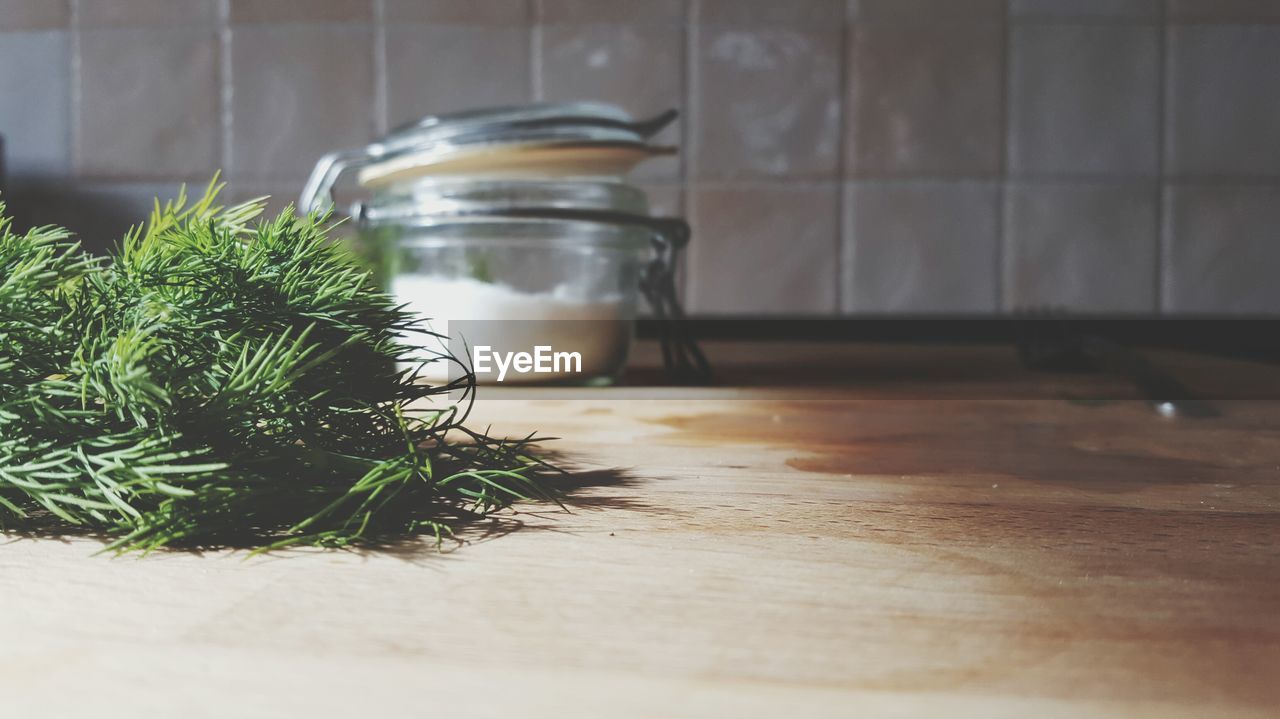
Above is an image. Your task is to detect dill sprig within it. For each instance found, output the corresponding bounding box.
[0,180,555,553]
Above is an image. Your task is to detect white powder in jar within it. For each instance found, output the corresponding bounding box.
[390,275,632,384]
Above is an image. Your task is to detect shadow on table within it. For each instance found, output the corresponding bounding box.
[0,460,656,561]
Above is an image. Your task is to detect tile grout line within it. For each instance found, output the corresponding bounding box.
[1002,2,1021,314]
[675,0,689,195]
[672,0,691,306]
[618,171,1280,182]
[217,0,233,180]
[68,0,82,180]
[681,0,700,310]
[835,3,852,314]
[1155,3,1171,313]
[373,0,388,134]
[528,0,542,102]
[996,8,1011,313]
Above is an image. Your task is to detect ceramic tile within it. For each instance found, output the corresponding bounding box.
[844,182,999,313]
[385,25,529,127]
[0,31,70,178]
[7,0,1276,320]
[636,183,684,217]
[230,25,375,181]
[537,0,683,23]
[1164,184,1280,313]
[849,22,1004,177]
[385,0,528,24]
[223,183,291,218]
[1168,1,1280,21]
[696,0,844,25]
[1167,26,1280,176]
[0,0,69,30]
[855,0,1005,19]
[5,181,183,253]
[688,184,839,314]
[1009,0,1160,18]
[77,0,216,28]
[1009,25,1159,176]
[78,29,218,179]
[229,0,372,24]
[1004,183,1157,312]
[693,25,841,179]
[0,178,65,234]
[540,22,683,180]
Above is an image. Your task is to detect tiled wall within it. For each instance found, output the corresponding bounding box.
[2,0,1279,315]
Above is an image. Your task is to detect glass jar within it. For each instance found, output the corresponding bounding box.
[361,179,659,385]
[302,103,708,386]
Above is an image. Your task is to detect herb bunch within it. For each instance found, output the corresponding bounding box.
[0,182,553,553]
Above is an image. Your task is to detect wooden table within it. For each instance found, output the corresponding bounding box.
[4,342,1279,717]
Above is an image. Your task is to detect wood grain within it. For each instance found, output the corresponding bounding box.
[3,343,1279,717]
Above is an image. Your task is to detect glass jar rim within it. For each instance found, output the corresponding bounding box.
[361,177,649,224]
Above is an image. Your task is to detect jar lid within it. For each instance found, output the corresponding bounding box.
[301,102,678,213]
[373,102,662,157]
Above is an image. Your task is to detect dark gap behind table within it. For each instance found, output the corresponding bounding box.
[638,317,1280,366]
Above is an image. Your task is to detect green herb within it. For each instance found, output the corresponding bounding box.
[0,180,555,553]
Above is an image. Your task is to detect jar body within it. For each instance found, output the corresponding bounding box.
[300,103,704,385]
[369,217,649,385]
